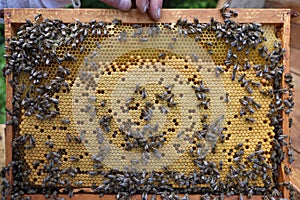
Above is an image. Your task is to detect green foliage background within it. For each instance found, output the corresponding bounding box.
[0,0,217,124]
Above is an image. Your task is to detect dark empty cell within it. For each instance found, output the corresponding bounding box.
[109,140,112,144]
[234,115,238,119]
[85,152,89,156]
[79,155,84,159]
[227,121,231,125]
[47,135,51,139]
[35,126,39,129]
[52,126,56,130]
[188,78,192,82]
[37,172,41,176]
[161,153,165,157]
[117,118,121,122]
[227,152,231,156]
[228,158,232,162]
[40,160,44,164]
[184,65,188,69]
[136,122,140,125]
[64,158,68,161]
[188,116,193,119]
[223,149,226,153]
[89,118,93,122]
[84,140,89,144]
[75,99,79,103]
[33,178,37,182]
[155,100,159,104]
[263,120,268,124]
[207,68,211,72]
[117,100,121,103]
[56,95,59,99]
[158,81,162,85]
[219,96,224,100]
[267,132,272,136]
[249,127,252,131]
[121,156,125,160]
[204,106,208,110]
[264,138,268,142]
[245,145,249,149]
[33,166,38,170]
[179,81,183,85]
[175,122,179,126]
[223,127,227,131]
[108,109,112,113]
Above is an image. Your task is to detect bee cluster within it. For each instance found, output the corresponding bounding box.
[1,3,295,200]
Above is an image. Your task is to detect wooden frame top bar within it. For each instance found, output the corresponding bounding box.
[3,8,291,24]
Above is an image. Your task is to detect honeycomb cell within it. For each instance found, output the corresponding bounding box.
[15,21,279,189]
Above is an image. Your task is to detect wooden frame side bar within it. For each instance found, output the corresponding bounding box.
[3,8,291,24]
[281,8,292,199]
[4,9,13,200]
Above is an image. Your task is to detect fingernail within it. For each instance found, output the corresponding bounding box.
[118,0,131,11]
[143,1,149,12]
[156,8,161,20]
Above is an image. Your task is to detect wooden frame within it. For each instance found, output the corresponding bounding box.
[3,8,291,199]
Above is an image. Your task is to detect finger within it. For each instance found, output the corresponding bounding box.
[100,0,132,11]
[149,0,163,21]
[136,0,149,13]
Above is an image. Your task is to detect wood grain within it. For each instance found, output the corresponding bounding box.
[280,10,291,198]
[290,47,300,75]
[265,0,300,23]
[3,8,291,24]
[291,23,300,49]
[4,10,14,200]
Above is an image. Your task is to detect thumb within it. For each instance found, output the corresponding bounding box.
[100,0,132,11]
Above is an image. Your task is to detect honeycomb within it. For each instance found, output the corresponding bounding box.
[16,21,279,190]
